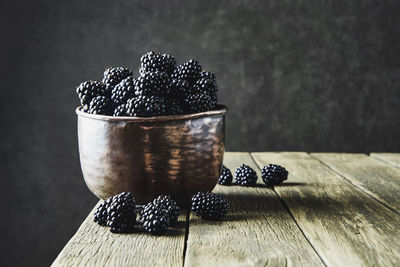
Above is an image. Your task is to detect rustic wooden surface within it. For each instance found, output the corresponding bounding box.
[53,152,400,267]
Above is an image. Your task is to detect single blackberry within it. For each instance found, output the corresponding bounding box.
[169,79,191,100]
[262,164,289,186]
[235,164,258,186]
[172,59,202,83]
[191,192,229,220]
[88,95,113,115]
[76,81,106,106]
[184,93,216,113]
[102,67,133,91]
[139,202,170,235]
[152,195,180,225]
[218,165,233,185]
[106,192,136,233]
[140,51,177,75]
[111,76,137,105]
[113,104,128,116]
[93,196,114,226]
[134,71,171,97]
[126,95,167,117]
[166,98,184,115]
[193,77,218,103]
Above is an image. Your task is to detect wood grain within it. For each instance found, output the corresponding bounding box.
[311,153,400,213]
[51,205,187,267]
[252,152,400,267]
[370,153,400,169]
[184,152,324,267]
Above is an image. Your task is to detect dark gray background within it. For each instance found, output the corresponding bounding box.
[1,0,400,266]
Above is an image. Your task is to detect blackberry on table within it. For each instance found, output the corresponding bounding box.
[191,192,229,220]
[134,71,170,97]
[102,67,133,91]
[76,80,106,106]
[88,95,113,115]
[152,195,180,225]
[126,95,167,117]
[184,93,216,113]
[140,51,177,75]
[111,76,137,105]
[172,59,202,84]
[262,164,289,186]
[94,196,114,226]
[235,164,258,186]
[218,165,233,185]
[139,202,171,235]
[106,192,137,233]
[113,104,128,116]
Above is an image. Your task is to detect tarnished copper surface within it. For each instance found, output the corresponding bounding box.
[76,105,227,205]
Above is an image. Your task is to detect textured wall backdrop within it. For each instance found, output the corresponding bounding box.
[1,0,400,266]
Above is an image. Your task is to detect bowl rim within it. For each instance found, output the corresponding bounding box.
[76,104,228,122]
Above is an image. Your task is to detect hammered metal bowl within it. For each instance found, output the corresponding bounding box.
[76,105,227,205]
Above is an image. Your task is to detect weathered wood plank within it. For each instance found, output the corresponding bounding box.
[184,152,324,267]
[252,152,400,267]
[370,153,400,169]
[311,153,400,213]
[52,205,187,267]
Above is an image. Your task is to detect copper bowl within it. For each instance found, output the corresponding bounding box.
[76,105,227,205]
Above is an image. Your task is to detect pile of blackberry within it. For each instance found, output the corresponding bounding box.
[76,52,219,117]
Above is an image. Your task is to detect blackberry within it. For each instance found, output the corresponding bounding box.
[111,76,136,105]
[191,192,229,220]
[106,192,136,233]
[234,164,258,186]
[193,77,218,102]
[172,59,202,83]
[102,67,133,91]
[200,71,217,86]
[261,164,289,186]
[113,104,128,116]
[76,81,106,106]
[152,195,180,225]
[169,79,191,100]
[126,95,167,117]
[139,202,170,235]
[88,95,113,115]
[140,51,177,75]
[166,98,184,115]
[93,196,114,226]
[134,71,171,97]
[218,165,233,185]
[184,93,216,113]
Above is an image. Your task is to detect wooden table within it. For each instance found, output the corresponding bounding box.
[52,152,400,266]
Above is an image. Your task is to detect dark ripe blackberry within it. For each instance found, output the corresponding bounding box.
[218,165,233,185]
[94,196,114,226]
[172,59,202,84]
[139,202,170,235]
[113,104,128,116]
[169,79,191,100]
[193,77,218,101]
[126,95,167,117]
[200,71,217,86]
[184,93,216,113]
[111,76,137,105]
[262,164,289,186]
[235,164,258,186]
[102,67,133,91]
[134,71,170,97]
[152,195,180,225]
[88,95,113,115]
[106,192,136,233]
[82,104,89,113]
[76,81,106,106]
[140,51,177,75]
[166,98,184,115]
[191,192,229,220]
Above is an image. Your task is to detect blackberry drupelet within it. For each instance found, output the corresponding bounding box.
[200,71,217,86]
[152,195,180,225]
[134,71,170,97]
[193,77,218,103]
[140,51,177,75]
[169,79,191,100]
[218,165,233,185]
[88,95,113,115]
[261,164,289,186]
[102,67,133,91]
[172,59,202,83]
[191,192,229,220]
[139,202,171,235]
[76,80,106,106]
[111,76,136,105]
[126,95,167,117]
[184,93,216,113]
[94,196,114,226]
[235,164,258,186]
[106,192,137,233]
[113,104,128,116]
